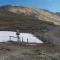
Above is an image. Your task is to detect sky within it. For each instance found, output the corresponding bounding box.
[0,0,60,12]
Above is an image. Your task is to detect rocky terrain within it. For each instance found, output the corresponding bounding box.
[0,5,60,45]
[0,42,60,60]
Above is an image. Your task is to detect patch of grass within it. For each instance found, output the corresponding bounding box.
[8,55,21,60]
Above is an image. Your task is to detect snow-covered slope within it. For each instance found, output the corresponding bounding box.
[0,31,43,43]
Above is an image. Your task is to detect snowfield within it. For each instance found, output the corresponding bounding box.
[0,31,43,43]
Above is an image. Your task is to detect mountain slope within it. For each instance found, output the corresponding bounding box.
[0,5,55,31]
[0,5,60,45]
[5,5,60,25]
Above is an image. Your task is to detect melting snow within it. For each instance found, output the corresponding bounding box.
[0,31,43,43]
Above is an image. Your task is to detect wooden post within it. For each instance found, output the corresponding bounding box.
[9,36,11,41]
[27,38,29,46]
[17,35,20,44]
[22,37,23,43]
[16,29,20,45]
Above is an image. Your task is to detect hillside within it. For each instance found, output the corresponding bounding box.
[0,5,59,28]
[0,5,60,45]
[0,5,60,25]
